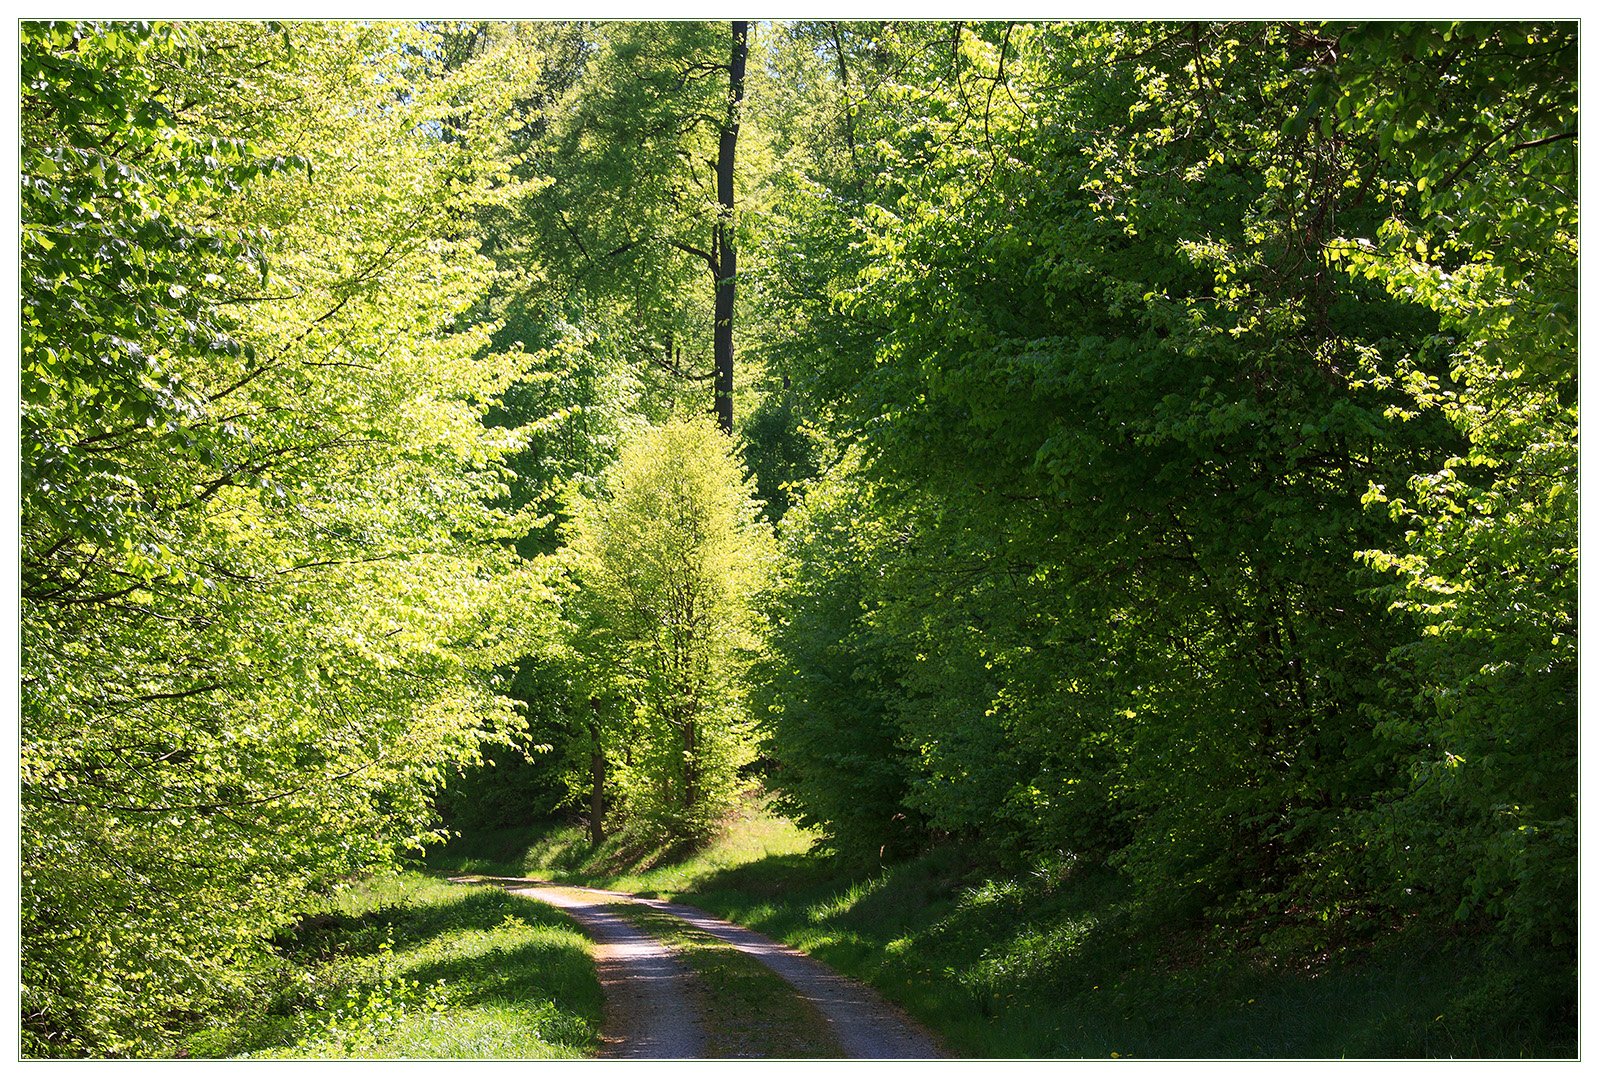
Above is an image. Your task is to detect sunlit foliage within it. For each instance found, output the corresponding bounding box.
[20,21,551,1054]
[564,418,775,841]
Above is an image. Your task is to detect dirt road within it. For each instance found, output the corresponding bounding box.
[466,877,946,1059]
[507,883,706,1058]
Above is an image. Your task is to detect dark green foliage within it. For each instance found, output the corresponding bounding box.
[680,844,1576,1058]
[1328,22,1578,949]
[754,17,1576,974]
[756,455,922,862]
[738,390,823,523]
[437,752,566,836]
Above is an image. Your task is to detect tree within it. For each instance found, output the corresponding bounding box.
[756,447,923,862]
[1326,21,1578,947]
[750,19,1575,972]
[511,21,755,430]
[753,19,1449,939]
[711,21,750,433]
[565,417,774,842]
[19,20,548,1054]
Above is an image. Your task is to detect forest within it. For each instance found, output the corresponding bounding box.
[18,20,1577,1058]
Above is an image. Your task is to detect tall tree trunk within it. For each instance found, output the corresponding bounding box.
[712,20,748,434]
[830,22,861,173]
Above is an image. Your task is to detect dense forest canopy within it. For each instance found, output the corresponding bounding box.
[18,19,1577,1056]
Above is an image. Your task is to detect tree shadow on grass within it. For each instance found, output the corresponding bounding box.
[398,936,598,1013]
[274,885,579,962]
[676,846,1146,1055]
[683,851,841,905]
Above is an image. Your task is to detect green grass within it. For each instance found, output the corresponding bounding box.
[439,803,1576,1059]
[691,849,1576,1058]
[695,852,1578,1059]
[187,872,602,1059]
[428,794,816,897]
[428,803,836,1057]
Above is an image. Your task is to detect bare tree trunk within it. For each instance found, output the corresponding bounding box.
[712,20,748,434]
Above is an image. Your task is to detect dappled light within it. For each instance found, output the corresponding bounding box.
[20,18,1575,1059]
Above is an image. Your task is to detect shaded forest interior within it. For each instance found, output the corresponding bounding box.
[19,20,1577,1056]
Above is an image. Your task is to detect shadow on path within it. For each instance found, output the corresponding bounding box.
[453,875,946,1059]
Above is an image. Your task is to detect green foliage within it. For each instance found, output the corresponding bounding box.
[738,389,825,523]
[756,449,924,862]
[764,21,1408,901]
[493,21,758,419]
[19,16,1576,1055]
[19,21,551,1055]
[564,418,776,842]
[433,704,567,836]
[751,17,1574,969]
[1326,22,1577,947]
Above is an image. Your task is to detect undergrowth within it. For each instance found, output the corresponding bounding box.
[428,793,816,896]
[435,802,1577,1059]
[187,872,602,1059]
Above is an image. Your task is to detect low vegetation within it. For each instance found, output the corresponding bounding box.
[431,795,816,896]
[683,848,1576,1058]
[433,803,1576,1059]
[189,873,601,1059]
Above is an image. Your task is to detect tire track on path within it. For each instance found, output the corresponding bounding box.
[461,876,946,1059]
[483,881,705,1059]
[630,891,946,1059]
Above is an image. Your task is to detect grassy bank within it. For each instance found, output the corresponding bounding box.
[678,846,1576,1058]
[189,872,602,1059]
[431,804,1576,1059]
[429,796,817,896]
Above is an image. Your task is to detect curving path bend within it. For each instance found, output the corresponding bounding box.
[456,876,945,1060]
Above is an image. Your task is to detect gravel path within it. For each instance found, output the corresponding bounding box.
[464,876,946,1059]
[492,882,706,1058]
[631,892,945,1059]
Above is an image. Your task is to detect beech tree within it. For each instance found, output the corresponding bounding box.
[754,19,1575,958]
[1328,22,1578,945]
[20,21,551,1054]
[564,418,774,842]
[512,21,755,430]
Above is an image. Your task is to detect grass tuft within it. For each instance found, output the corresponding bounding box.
[188,872,602,1059]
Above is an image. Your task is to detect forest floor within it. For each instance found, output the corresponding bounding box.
[430,800,1578,1059]
[457,876,946,1058]
[194,872,603,1059]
